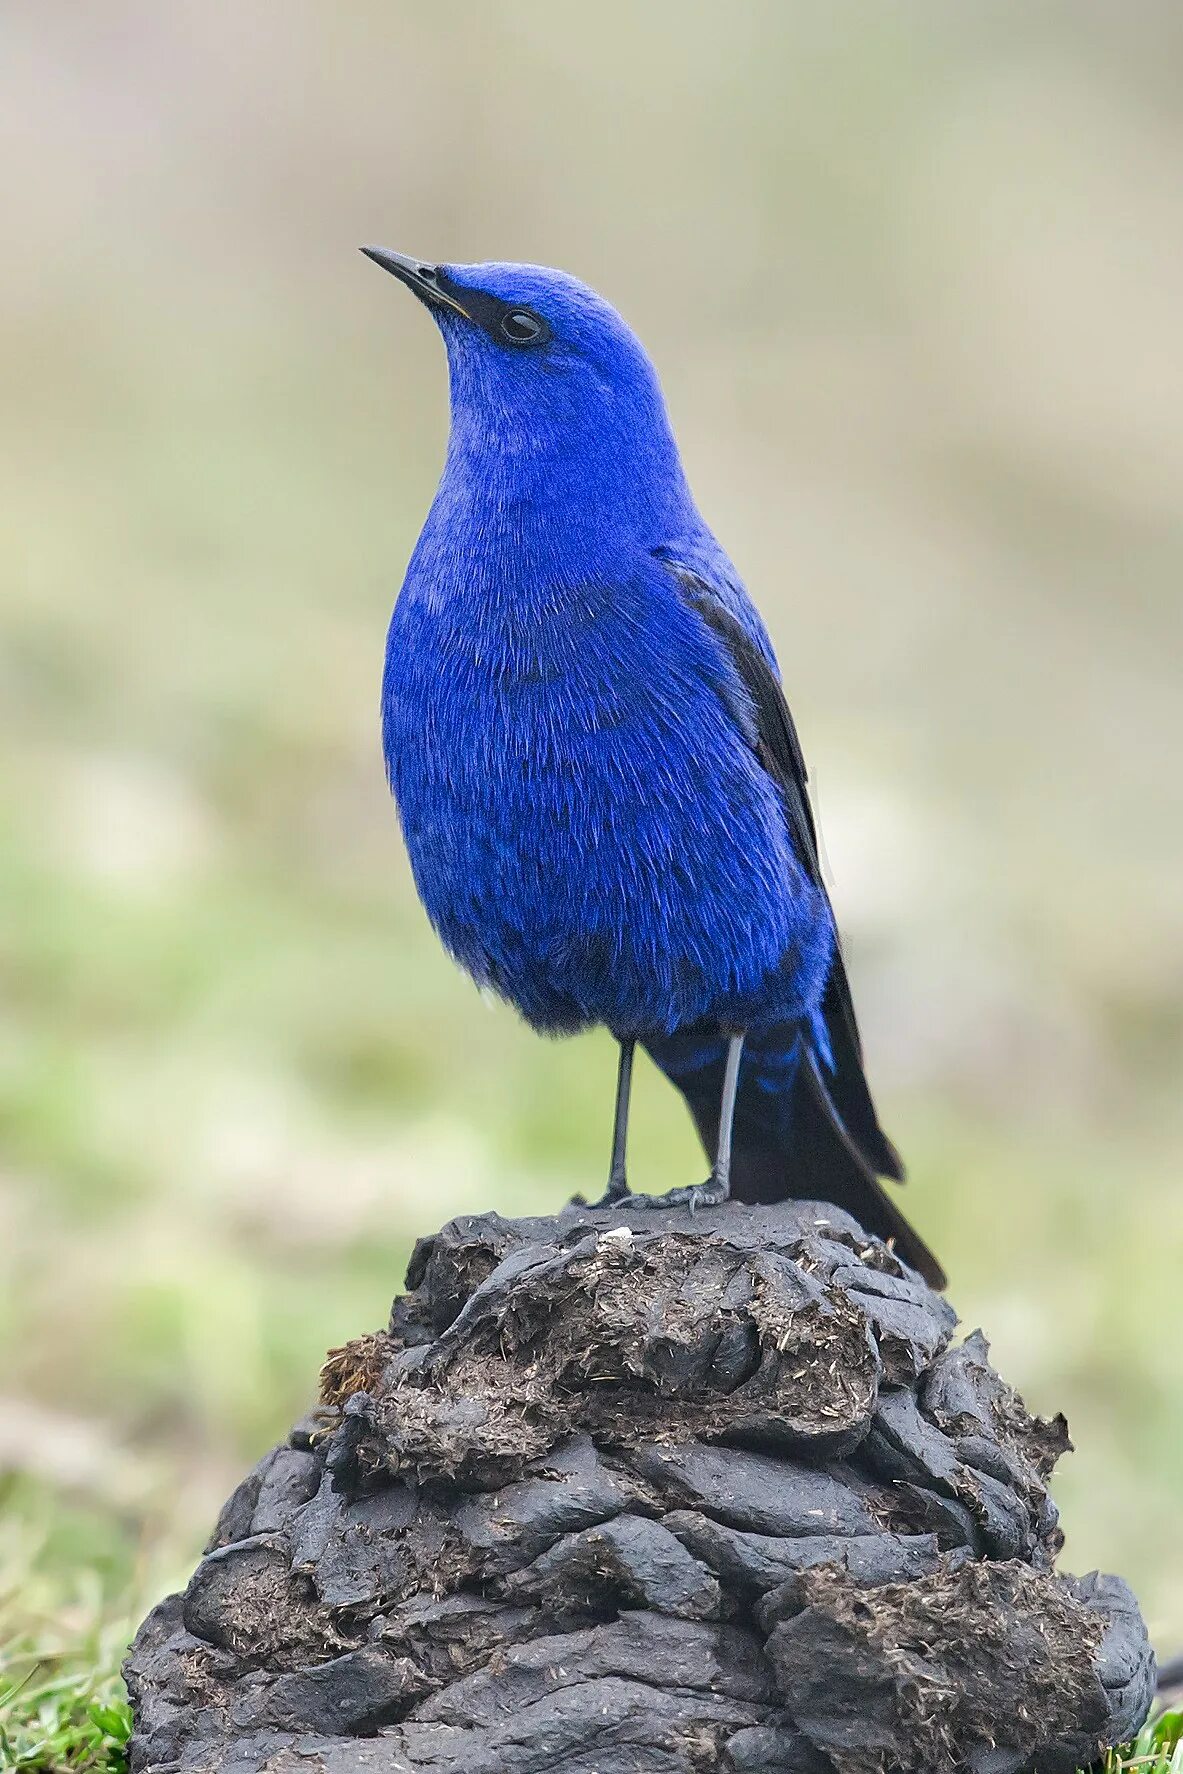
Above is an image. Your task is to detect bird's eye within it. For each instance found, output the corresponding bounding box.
[501,308,545,345]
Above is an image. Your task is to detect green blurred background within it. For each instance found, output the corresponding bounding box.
[2,0,1180,1667]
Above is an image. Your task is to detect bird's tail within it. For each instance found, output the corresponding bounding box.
[646,957,945,1290]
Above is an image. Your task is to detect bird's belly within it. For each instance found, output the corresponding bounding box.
[385,662,832,1038]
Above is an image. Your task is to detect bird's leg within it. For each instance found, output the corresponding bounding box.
[579,1038,635,1208]
[623,1032,745,1213]
[607,1037,635,1198]
[713,1030,744,1198]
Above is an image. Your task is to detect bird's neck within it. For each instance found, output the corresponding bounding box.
[421,409,699,600]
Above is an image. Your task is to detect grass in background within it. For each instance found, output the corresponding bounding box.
[0,1487,137,1773]
[0,1654,131,1774]
[1102,1714,1183,1774]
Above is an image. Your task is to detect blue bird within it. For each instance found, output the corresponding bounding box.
[363,249,944,1289]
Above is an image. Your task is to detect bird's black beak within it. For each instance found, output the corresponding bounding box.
[360,247,470,319]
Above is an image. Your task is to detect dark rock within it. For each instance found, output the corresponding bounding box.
[205,1461,268,1555]
[123,1594,235,1770]
[126,1198,1154,1773]
[887,1478,985,1553]
[228,1648,421,1735]
[763,1558,1148,1774]
[858,1385,1061,1567]
[823,1256,957,1386]
[289,1473,461,1614]
[500,1512,722,1619]
[922,1330,1072,1480]
[628,1440,880,1539]
[1077,1571,1160,1747]
[415,1614,775,1721]
[182,1536,339,1666]
[450,1433,650,1573]
[666,1509,947,1597]
[250,1447,322,1536]
[725,1723,836,1772]
[373,1592,557,1683]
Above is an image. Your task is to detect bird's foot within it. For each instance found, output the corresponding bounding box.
[570,1173,632,1211]
[619,1174,729,1215]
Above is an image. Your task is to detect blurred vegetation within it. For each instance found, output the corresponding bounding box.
[1,0,1179,1738]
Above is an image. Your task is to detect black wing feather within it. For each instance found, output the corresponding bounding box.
[669,564,905,1186]
[673,572,822,883]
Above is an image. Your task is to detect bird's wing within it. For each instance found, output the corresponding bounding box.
[663,559,904,1184]
[665,564,822,889]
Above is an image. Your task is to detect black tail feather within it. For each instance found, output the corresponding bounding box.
[820,950,905,1182]
[792,1046,945,1288]
[648,1012,946,1292]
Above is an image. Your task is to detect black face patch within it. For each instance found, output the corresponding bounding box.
[436,271,552,349]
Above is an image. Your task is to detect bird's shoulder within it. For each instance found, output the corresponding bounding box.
[652,543,779,671]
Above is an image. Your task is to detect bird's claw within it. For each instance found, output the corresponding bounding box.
[618,1176,728,1215]
[571,1178,632,1211]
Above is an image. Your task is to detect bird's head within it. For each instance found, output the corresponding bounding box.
[362,251,691,536]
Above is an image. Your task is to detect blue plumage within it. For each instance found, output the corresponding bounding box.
[367,252,943,1287]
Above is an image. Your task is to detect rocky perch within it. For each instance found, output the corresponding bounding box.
[125,1199,1154,1773]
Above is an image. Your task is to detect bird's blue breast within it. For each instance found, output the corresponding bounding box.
[382,545,833,1039]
